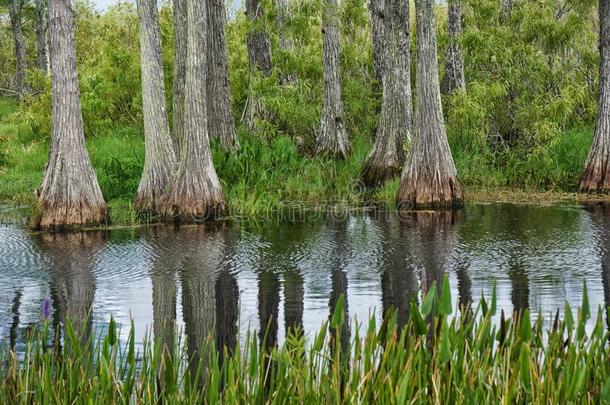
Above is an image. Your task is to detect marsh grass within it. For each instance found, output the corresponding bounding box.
[1,278,610,404]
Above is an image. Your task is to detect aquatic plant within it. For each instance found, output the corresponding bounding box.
[1,277,609,403]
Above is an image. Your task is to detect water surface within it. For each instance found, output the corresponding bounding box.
[1,203,609,351]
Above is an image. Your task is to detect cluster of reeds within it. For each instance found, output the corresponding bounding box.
[1,278,609,404]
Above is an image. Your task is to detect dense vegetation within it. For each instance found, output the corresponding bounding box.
[0,0,604,222]
[2,278,609,403]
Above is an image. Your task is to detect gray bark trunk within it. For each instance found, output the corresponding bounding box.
[502,0,512,16]
[362,0,412,186]
[369,0,385,87]
[135,0,177,214]
[206,0,239,150]
[316,0,350,159]
[35,0,49,73]
[396,0,463,208]
[9,0,26,97]
[162,0,226,222]
[441,0,465,95]
[172,0,187,156]
[33,0,108,231]
[580,0,610,193]
[244,0,273,130]
[276,0,296,84]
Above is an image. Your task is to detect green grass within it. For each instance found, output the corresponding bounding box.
[1,277,609,404]
[0,96,599,226]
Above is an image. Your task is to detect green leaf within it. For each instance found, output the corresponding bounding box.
[410,302,427,335]
[441,275,452,316]
[330,294,346,329]
[490,280,497,316]
[519,309,531,342]
[564,301,574,331]
[581,280,590,321]
[439,317,451,363]
[108,316,117,346]
[421,283,437,317]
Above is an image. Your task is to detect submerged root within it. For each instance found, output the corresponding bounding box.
[30,201,109,232]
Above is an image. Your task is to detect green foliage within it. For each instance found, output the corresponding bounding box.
[2,278,609,403]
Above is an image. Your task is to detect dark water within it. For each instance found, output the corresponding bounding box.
[1,203,609,352]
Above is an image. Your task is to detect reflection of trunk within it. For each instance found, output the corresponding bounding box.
[508,257,529,313]
[375,213,418,329]
[316,0,350,159]
[584,203,610,333]
[328,220,350,364]
[455,257,472,313]
[9,289,22,351]
[403,210,461,293]
[283,269,304,336]
[258,271,280,350]
[9,0,26,97]
[397,0,463,208]
[38,233,106,344]
[179,227,225,379]
[215,268,239,359]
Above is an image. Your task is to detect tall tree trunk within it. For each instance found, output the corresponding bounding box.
[361,0,412,186]
[35,0,49,73]
[9,0,26,97]
[244,0,273,130]
[502,0,512,16]
[206,0,239,150]
[162,0,226,223]
[276,0,296,84]
[135,0,177,214]
[396,0,463,209]
[580,0,610,193]
[441,0,465,95]
[369,0,385,87]
[33,0,108,231]
[172,0,187,155]
[316,0,350,159]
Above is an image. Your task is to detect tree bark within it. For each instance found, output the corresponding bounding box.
[35,0,49,73]
[33,0,108,231]
[276,0,296,84]
[172,0,187,155]
[244,0,273,130]
[162,0,226,223]
[134,0,177,214]
[502,0,512,16]
[362,0,412,186]
[9,0,26,97]
[580,0,610,193]
[441,0,465,95]
[206,0,239,150]
[396,0,463,208]
[316,0,350,159]
[369,0,385,87]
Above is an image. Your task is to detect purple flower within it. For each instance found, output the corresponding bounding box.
[42,297,51,320]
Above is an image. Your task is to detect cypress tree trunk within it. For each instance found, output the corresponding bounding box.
[361,0,412,186]
[134,0,177,214]
[244,0,273,130]
[33,0,108,231]
[316,0,349,159]
[162,0,226,223]
[206,0,239,151]
[502,0,512,16]
[9,0,26,97]
[172,0,187,155]
[369,0,385,87]
[396,0,463,208]
[441,0,465,95]
[35,0,49,73]
[580,0,610,193]
[276,0,296,84]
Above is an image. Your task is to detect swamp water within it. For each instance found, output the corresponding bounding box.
[1,203,609,352]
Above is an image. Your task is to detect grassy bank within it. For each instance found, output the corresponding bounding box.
[0,97,605,226]
[1,278,609,403]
